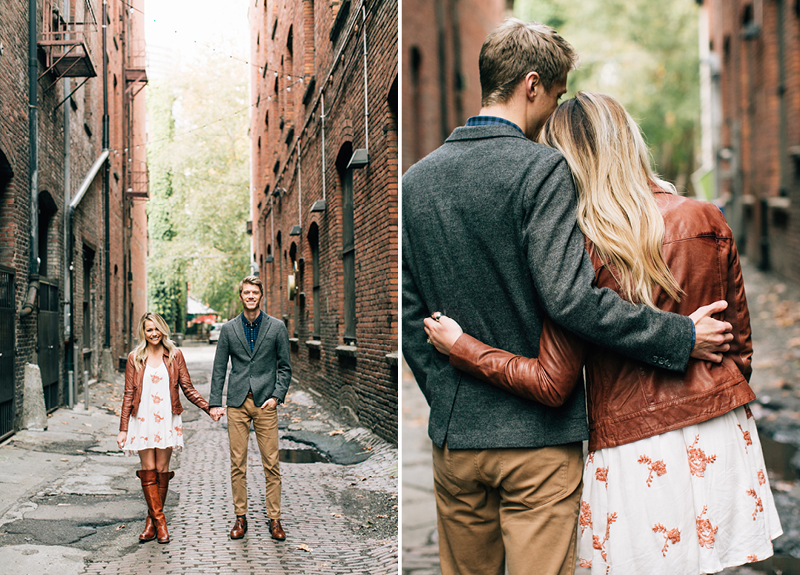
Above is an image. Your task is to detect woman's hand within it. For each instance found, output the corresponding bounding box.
[423,314,464,356]
[116,431,127,450]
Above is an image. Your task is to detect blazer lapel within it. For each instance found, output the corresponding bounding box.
[252,312,272,357]
[233,314,251,357]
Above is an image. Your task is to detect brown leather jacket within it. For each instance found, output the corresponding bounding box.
[450,190,755,451]
[119,348,210,432]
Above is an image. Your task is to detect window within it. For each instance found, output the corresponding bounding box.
[309,223,320,339]
[336,143,356,342]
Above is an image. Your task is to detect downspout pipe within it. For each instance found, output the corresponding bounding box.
[102,0,110,349]
[21,0,40,318]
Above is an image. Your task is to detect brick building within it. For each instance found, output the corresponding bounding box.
[0,0,148,439]
[401,0,511,171]
[248,0,398,442]
[699,0,800,283]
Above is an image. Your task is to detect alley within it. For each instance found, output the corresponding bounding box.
[402,258,800,575]
[0,343,398,575]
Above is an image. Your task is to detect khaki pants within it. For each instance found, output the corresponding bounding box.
[227,394,281,519]
[432,441,582,575]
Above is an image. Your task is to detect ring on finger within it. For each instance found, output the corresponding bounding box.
[432,312,442,321]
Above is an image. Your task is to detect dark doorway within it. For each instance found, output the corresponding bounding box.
[38,280,60,411]
[0,266,15,439]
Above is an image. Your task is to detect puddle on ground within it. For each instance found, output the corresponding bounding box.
[279,448,329,463]
[760,435,798,481]
[748,554,800,574]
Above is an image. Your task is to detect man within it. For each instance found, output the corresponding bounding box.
[401,18,734,575]
[210,276,291,541]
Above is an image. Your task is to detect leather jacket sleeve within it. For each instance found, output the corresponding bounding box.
[726,238,753,381]
[449,318,585,407]
[119,355,136,432]
[176,350,210,413]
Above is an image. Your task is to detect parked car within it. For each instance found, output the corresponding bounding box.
[208,322,224,344]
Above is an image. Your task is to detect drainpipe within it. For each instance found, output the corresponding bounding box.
[102,0,110,350]
[63,0,73,407]
[21,0,40,318]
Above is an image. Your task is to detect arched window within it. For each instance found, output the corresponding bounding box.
[308,223,320,339]
[336,143,355,342]
[38,191,58,279]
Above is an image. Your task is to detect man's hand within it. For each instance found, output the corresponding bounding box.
[210,407,226,421]
[261,398,278,410]
[689,300,734,363]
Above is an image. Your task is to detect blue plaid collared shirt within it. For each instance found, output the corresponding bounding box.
[241,311,264,353]
[465,115,525,135]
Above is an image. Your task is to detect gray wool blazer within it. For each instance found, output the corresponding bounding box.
[209,312,292,408]
[402,124,695,450]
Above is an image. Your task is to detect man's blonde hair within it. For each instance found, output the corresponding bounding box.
[239,275,264,295]
[479,18,578,106]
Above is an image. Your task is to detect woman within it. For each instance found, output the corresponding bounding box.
[424,92,781,574]
[117,312,212,544]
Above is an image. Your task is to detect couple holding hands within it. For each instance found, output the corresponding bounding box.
[115,276,291,545]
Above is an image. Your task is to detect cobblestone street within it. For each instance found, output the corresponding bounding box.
[0,343,398,574]
[402,258,800,575]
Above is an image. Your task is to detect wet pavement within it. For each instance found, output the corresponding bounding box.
[401,258,800,575]
[0,342,398,574]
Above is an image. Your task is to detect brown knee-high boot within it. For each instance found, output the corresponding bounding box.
[137,469,170,544]
[139,471,175,542]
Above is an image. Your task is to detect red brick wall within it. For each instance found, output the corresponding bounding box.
[708,0,800,283]
[401,0,508,171]
[0,0,147,432]
[250,0,398,442]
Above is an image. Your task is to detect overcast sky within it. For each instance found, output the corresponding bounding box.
[144,0,250,78]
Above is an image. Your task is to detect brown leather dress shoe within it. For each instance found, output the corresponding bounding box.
[268,518,286,541]
[230,515,247,539]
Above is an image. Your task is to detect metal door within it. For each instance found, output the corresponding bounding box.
[0,266,14,439]
[38,281,60,412]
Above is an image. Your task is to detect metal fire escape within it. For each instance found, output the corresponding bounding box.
[37,0,97,94]
[125,40,148,199]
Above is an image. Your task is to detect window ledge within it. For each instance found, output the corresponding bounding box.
[767,197,791,210]
[305,340,321,349]
[335,344,357,358]
[385,351,398,367]
[289,337,299,346]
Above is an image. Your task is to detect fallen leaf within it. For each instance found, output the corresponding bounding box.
[60,458,69,461]
[83,423,92,427]
[328,429,344,436]
[376,514,388,518]
[330,513,342,518]
[297,543,312,552]
[115,524,126,530]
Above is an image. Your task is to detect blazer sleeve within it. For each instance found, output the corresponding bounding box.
[449,318,584,407]
[209,324,230,407]
[272,320,292,401]
[175,350,210,413]
[521,156,694,372]
[119,353,136,432]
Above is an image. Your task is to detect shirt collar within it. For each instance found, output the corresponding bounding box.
[242,311,263,327]
[465,115,525,136]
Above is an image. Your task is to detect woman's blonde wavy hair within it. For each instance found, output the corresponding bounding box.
[131,312,177,370]
[539,91,683,308]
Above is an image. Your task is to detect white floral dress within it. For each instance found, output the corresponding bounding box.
[577,405,782,574]
[123,362,184,455]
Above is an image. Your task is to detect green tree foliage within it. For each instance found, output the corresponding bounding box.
[146,46,250,329]
[515,0,700,189]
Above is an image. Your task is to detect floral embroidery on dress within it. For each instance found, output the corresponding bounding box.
[696,506,718,549]
[758,469,766,485]
[595,466,609,487]
[153,413,164,424]
[579,500,593,534]
[738,424,753,452]
[653,523,681,556]
[138,416,145,423]
[150,373,162,384]
[175,425,183,437]
[638,455,667,487]
[745,404,753,419]
[154,433,162,443]
[747,488,763,520]
[586,451,595,465]
[593,512,617,561]
[151,393,163,404]
[748,554,758,562]
[578,559,591,568]
[686,435,716,477]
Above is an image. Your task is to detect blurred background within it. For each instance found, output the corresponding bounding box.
[401,1,800,573]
